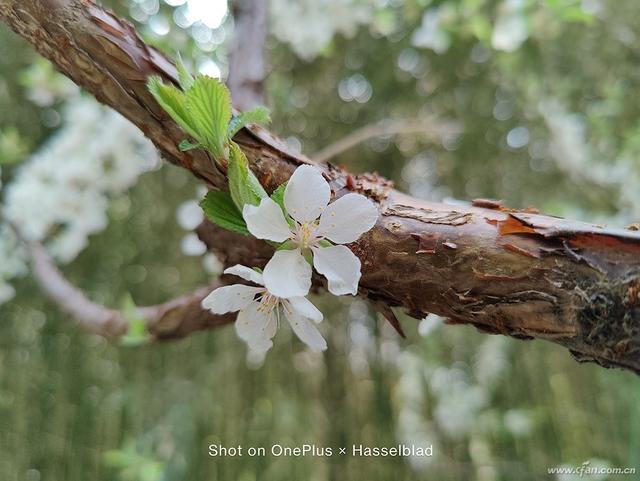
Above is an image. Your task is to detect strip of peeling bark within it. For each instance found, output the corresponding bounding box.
[2,0,640,374]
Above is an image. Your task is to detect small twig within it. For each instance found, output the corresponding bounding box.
[312,117,461,163]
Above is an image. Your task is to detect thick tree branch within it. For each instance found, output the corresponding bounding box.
[2,0,640,374]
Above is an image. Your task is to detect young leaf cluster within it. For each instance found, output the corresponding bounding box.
[147,58,274,238]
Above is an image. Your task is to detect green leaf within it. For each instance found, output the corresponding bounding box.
[227,142,267,209]
[178,139,201,152]
[119,294,150,347]
[270,182,287,212]
[147,76,199,139]
[270,181,296,228]
[199,190,250,235]
[276,240,297,250]
[176,53,194,90]
[227,106,271,138]
[0,127,28,166]
[545,0,593,23]
[185,76,232,158]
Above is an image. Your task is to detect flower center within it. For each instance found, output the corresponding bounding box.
[257,293,280,315]
[294,222,318,249]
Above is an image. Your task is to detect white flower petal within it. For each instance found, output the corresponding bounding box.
[284,165,331,223]
[288,296,323,323]
[243,197,292,242]
[224,264,264,285]
[201,285,263,314]
[318,193,378,244]
[247,337,274,353]
[283,304,327,352]
[263,248,312,298]
[312,245,361,296]
[235,301,277,352]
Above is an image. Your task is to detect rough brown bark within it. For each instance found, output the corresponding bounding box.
[1,0,640,374]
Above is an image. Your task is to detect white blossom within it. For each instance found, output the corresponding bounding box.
[0,224,27,304]
[0,96,158,303]
[3,96,158,261]
[418,314,444,337]
[180,233,207,256]
[491,0,529,52]
[176,200,204,230]
[201,264,327,353]
[411,7,451,54]
[242,165,378,298]
[270,0,374,60]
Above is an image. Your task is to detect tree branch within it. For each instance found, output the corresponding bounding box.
[312,116,461,163]
[227,0,268,110]
[20,234,233,340]
[2,0,640,374]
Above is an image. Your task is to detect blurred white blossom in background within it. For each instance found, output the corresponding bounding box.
[418,314,444,337]
[394,334,528,474]
[0,224,27,303]
[411,7,451,54]
[176,199,204,231]
[491,0,529,52]
[541,99,640,224]
[175,192,225,274]
[270,0,374,60]
[395,351,438,471]
[176,198,207,257]
[0,96,159,303]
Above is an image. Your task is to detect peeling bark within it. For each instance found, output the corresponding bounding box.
[1,0,639,373]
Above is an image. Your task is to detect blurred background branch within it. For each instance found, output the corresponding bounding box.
[25,234,128,338]
[227,0,268,110]
[8,220,233,341]
[313,116,462,163]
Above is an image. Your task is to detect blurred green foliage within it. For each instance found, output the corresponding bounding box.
[1,1,639,480]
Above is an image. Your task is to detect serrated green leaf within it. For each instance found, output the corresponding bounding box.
[227,143,267,210]
[246,170,268,203]
[147,76,199,140]
[176,53,194,90]
[227,106,271,138]
[199,190,250,235]
[186,76,232,158]
[178,139,201,152]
